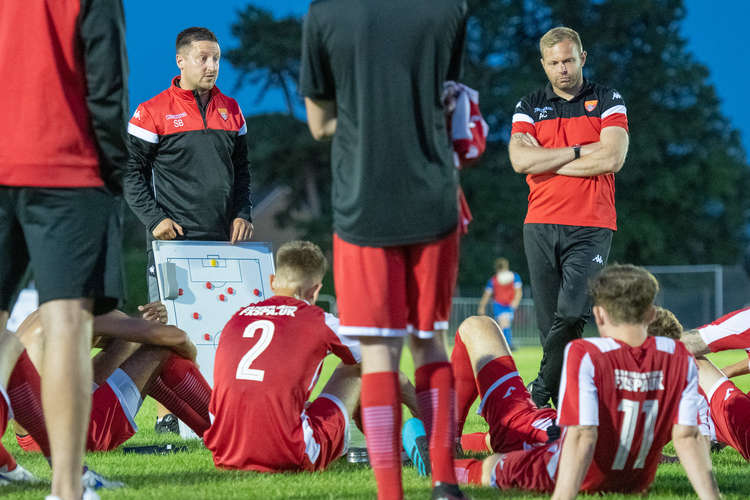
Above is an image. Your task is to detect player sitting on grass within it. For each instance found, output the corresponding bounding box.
[441,315,557,456]
[203,240,365,472]
[656,306,750,461]
[13,303,211,453]
[447,264,720,498]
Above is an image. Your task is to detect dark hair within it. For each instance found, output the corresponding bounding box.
[589,264,659,324]
[176,27,218,53]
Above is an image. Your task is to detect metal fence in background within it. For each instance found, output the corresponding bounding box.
[319,294,542,346]
[449,297,540,346]
[322,263,731,347]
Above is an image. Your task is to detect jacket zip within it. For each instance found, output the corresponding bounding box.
[194,90,212,132]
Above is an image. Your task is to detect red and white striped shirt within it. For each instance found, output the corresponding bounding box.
[555,336,699,493]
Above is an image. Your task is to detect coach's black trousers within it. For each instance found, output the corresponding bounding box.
[523,223,613,407]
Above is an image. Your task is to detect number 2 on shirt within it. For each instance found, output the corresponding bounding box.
[612,398,658,470]
[235,320,275,382]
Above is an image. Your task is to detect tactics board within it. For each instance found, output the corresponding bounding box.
[152,241,275,388]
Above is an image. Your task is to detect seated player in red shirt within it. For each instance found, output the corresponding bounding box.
[204,241,363,472]
[452,264,720,499]
[13,303,210,453]
[661,306,750,461]
[448,315,557,455]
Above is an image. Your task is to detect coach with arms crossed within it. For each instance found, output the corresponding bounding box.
[509,27,629,408]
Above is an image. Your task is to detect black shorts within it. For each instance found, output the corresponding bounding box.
[0,186,122,314]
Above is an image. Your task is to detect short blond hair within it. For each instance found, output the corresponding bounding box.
[494,257,509,272]
[540,26,583,56]
[647,307,683,339]
[589,264,659,325]
[274,241,327,290]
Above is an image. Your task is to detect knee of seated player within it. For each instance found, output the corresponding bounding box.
[153,325,187,346]
[459,316,510,361]
[321,362,361,414]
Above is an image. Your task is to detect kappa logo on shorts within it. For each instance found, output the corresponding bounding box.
[592,254,604,265]
[584,100,598,112]
[725,387,734,401]
[503,386,516,399]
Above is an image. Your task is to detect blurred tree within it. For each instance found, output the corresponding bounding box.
[226,6,323,218]
[229,1,750,296]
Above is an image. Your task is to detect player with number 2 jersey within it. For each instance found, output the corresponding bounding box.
[204,241,361,472]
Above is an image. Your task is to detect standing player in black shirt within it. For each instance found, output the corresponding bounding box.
[301,1,467,499]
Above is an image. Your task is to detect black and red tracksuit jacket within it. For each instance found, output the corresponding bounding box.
[0,0,128,192]
[124,77,252,241]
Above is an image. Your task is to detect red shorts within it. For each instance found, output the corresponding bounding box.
[708,378,750,460]
[16,382,135,453]
[87,382,136,451]
[303,394,350,471]
[333,229,459,338]
[491,443,557,492]
[476,357,556,453]
[0,389,9,434]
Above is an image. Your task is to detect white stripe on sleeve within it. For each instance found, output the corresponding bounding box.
[127,123,159,143]
[511,113,534,124]
[325,312,361,363]
[577,352,599,425]
[601,104,627,119]
[677,359,700,426]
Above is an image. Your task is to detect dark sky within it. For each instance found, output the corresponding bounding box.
[125,0,749,155]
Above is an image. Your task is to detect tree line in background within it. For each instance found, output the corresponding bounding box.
[212,0,750,296]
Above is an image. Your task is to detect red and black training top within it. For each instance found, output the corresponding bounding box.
[510,80,628,230]
[0,0,128,192]
[124,77,251,241]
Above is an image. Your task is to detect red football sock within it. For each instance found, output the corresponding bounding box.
[15,433,42,453]
[460,432,489,453]
[451,331,477,436]
[453,458,484,485]
[7,351,51,457]
[0,397,17,471]
[146,354,211,436]
[415,361,457,486]
[361,371,402,500]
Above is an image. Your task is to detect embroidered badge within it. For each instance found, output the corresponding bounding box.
[585,100,598,112]
[218,107,228,120]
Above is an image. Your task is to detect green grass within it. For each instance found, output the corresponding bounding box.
[3,346,750,499]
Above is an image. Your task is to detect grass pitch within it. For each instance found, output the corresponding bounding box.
[2,346,749,499]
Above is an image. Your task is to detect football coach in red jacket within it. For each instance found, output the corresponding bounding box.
[0,0,129,499]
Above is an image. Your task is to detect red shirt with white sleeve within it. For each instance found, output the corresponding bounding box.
[557,336,699,493]
[490,335,699,494]
[204,295,361,472]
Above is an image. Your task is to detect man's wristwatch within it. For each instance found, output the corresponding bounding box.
[573,144,581,159]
